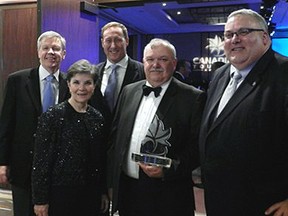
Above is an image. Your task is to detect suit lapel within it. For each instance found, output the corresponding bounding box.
[96,62,106,88]
[25,68,42,114]
[156,79,177,120]
[122,58,140,89]
[204,68,230,127]
[208,49,274,134]
[58,73,69,103]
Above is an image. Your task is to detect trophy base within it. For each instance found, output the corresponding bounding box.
[131,152,172,168]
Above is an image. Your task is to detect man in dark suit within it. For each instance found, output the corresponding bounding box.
[108,38,206,216]
[0,31,69,216]
[199,9,288,216]
[173,59,192,85]
[92,21,145,116]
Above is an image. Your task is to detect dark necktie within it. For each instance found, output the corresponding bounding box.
[104,64,118,111]
[217,71,242,117]
[42,74,55,112]
[142,85,162,97]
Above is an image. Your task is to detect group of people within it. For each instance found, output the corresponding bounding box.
[0,8,288,216]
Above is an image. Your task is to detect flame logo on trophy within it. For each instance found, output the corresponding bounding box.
[141,115,172,157]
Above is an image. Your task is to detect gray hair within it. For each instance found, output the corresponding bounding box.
[143,38,177,59]
[37,31,66,50]
[227,9,269,33]
[66,59,96,83]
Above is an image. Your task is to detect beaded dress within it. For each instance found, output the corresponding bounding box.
[32,100,107,216]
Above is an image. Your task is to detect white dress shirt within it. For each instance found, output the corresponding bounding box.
[39,65,59,105]
[123,79,171,179]
[100,55,128,99]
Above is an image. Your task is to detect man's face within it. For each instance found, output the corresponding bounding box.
[224,15,270,70]
[143,45,177,87]
[38,37,66,73]
[101,26,129,64]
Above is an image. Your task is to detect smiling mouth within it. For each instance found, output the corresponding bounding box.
[46,57,56,61]
[232,47,244,51]
[150,69,164,73]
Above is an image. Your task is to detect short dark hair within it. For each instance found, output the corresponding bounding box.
[101,21,128,39]
[176,59,189,71]
[67,59,96,83]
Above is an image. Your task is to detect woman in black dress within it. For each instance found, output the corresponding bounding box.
[32,59,109,216]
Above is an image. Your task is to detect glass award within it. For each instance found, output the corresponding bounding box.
[131,152,172,168]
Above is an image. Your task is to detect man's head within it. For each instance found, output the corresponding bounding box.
[224,9,271,70]
[176,59,191,78]
[37,31,66,73]
[143,38,177,87]
[101,21,129,64]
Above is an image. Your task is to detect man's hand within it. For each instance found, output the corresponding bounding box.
[0,166,8,184]
[265,199,288,216]
[34,204,49,216]
[139,163,164,178]
[101,194,110,213]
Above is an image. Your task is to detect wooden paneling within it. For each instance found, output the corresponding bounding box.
[0,3,38,107]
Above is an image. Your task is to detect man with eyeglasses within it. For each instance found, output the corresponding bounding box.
[199,9,288,216]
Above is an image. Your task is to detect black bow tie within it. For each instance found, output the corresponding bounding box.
[142,85,162,97]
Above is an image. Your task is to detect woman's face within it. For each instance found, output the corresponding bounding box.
[68,73,95,104]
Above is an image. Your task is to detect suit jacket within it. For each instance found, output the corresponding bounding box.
[94,57,144,106]
[109,78,206,214]
[0,67,69,188]
[199,48,288,216]
[89,57,145,131]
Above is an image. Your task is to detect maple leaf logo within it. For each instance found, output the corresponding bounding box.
[141,115,172,157]
[205,35,225,57]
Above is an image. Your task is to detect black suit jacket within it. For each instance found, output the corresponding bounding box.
[89,57,145,130]
[0,67,69,188]
[109,78,206,214]
[199,48,288,215]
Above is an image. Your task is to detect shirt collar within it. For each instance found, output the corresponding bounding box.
[39,65,60,82]
[230,62,256,81]
[145,78,172,97]
[105,54,128,70]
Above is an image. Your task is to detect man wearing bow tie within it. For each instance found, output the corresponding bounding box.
[108,38,206,216]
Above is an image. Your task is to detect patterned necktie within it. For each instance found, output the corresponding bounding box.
[142,85,162,97]
[42,74,55,112]
[216,71,242,117]
[104,64,118,112]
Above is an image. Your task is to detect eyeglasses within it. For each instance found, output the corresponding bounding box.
[224,28,264,39]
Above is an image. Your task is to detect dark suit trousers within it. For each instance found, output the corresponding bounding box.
[118,171,194,216]
[11,185,35,216]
